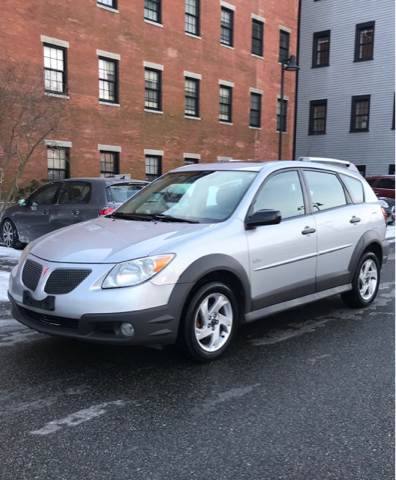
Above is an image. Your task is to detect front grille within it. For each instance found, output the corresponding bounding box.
[44,269,91,295]
[22,259,43,291]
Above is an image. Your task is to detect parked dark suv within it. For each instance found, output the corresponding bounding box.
[1,177,148,248]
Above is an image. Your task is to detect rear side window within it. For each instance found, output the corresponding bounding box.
[252,171,305,219]
[107,184,144,203]
[341,174,365,203]
[30,183,60,205]
[304,170,347,211]
[376,178,395,189]
[58,182,91,204]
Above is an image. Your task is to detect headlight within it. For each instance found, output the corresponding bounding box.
[102,254,175,289]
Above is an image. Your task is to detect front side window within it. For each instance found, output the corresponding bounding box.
[220,7,234,46]
[350,95,370,132]
[145,155,162,181]
[312,30,330,67]
[185,0,200,36]
[145,68,162,111]
[309,99,327,135]
[58,182,91,204]
[219,85,232,123]
[44,44,67,94]
[30,183,61,206]
[341,175,364,203]
[144,0,161,23]
[115,171,257,223]
[99,58,118,103]
[252,171,305,219]
[97,0,117,8]
[185,77,200,117]
[47,147,69,180]
[355,21,375,62]
[100,151,120,176]
[252,19,264,56]
[277,98,288,132]
[249,92,262,128]
[304,170,347,211]
[279,30,290,63]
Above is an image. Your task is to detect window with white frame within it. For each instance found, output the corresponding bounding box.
[100,151,120,176]
[99,57,119,103]
[145,155,162,181]
[44,44,67,94]
[47,146,69,180]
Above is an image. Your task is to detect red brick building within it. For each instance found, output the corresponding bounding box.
[1,0,298,183]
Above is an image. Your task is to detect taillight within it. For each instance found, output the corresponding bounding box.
[99,207,115,216]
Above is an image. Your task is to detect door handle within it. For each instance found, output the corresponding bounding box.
[72,209,80,216]
[350,216,361,224]
[302,226,316,235]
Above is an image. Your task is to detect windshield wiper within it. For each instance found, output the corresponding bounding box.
[109,212,153,221]
[152,214,200,224]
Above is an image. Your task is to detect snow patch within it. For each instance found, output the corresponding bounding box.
[0,246,22,259]
[0,271,10,302]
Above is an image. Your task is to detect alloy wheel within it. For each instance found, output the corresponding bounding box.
[2,221,14,248]
[358,258,378,301]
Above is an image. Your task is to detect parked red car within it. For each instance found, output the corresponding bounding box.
[366,175,395,199]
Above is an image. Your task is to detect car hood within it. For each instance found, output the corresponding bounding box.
[30,217,210,264]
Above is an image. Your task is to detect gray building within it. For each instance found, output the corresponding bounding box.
[295,0,395,176]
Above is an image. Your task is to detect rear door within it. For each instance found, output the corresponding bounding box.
[302,169,366,291]
[246,169,317,310]
[52,181,96,229]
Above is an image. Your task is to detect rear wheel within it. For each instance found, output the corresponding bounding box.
[179,282,238,362]
[341,252,380,308]
[1,219,22,249]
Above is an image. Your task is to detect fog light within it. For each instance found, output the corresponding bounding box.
[120,322,135,337]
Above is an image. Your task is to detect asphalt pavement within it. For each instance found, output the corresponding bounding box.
[0,245,394,480]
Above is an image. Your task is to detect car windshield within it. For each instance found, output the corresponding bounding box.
[108,184,145,203]
[113,171,257,223]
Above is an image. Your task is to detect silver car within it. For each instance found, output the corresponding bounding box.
[8,160,388,361]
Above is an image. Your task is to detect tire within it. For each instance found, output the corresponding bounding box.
[341,252,380,308]
[179,281,239,362]
[1,219,23,249]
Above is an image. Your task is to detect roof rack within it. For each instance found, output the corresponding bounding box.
[297,157,360,173]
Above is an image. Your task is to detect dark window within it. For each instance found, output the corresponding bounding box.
[144,68,162,111]
[185,0,200,36]
[47,147,70,180]
[249,92,262,128]
[312,30,330,67]
[357,165,366,176]
[279,30,290,63]
[376,178,395,189]
[355,21,375,61]
[185,77,200,117]
[305,170,347,211]
[277,98,288,132]
[145,155,162,181]
[58,182,92,204]
[220,7,234,47]
[99,57,119,104]
[100,151,120,176]
[309,99,327,135]
[144,0,161,23]
[252,19,264,56]
[350,95,370,132]
[97,0,117,9]
[341,174,365,203]
[44,44,67,94]
[30,183,61,206]
[184,157,199,164]
[252,171,305,219]
[219,85,232,123]
[389,165,395,175]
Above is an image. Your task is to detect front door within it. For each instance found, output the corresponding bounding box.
[246,170,317,310]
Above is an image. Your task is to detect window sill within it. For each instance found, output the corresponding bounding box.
[308,132,326,136]
[185,32,202,39]
[249,125,261,130]
[220,43,234,50]
[251,53,264,60]
[185,115,201,121]
[144,19,164,28]
[45,92,69,99]
[219,121,233,125]
[353,58,374,63]
[99,101,120,107]
[97,4,119,13]
[144,108,163,114]
[311,64,330,69]
[350,129,369,133]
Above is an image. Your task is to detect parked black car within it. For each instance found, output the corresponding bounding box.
[1,177,149,248]
[378,197,395,225]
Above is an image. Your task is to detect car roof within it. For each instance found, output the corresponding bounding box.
[171,160,363,177]
[61,177,149,186]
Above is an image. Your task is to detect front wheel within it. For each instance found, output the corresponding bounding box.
[341,252,380,308]
[1,219,22,249]
[179,282,238,362]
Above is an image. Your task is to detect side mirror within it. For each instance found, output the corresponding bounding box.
[245,209,282,230]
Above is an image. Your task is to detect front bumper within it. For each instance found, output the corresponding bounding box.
[9,289,187,346]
